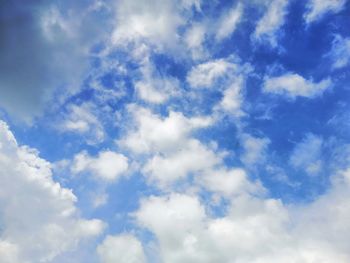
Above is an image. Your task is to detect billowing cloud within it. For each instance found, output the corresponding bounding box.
[134,167,350,262]
[0,120,105,262]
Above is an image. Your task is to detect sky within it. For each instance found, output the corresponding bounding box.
[0,0,350,262]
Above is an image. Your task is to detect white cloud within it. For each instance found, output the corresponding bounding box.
[215,3,243,41]
[199,168,263,197]
[187,59,237,88]
[59,103,105,144]
[0,120,105,262]
[111,0,199,50]
[119,106,213,154]
[134,193,289,263]
[217,77,244,116]
[328,35,350,69]
[97,234,146,263]
[134,166,350,262]
[184,23,207,60]
[263,72,332,99]
[289,133,323,175]
[240,134,270,167]
[304,0,347,23]
[71,150,129,182]
[143,139,221,188]
[253,0,289,46]
[135,58,180,104]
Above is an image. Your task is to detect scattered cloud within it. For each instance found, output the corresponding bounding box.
[328,35,350,69]
[71,150,129,182]
[240,134,270,167]
[187,59,237,89]
[253,0,289,46]
[119,106,213,154]
[304,0,347,23]
[289,133,323,176]
[215,3,243,41]
[58,103,106,144]
[263,72,332,99]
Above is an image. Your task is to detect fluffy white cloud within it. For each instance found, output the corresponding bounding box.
[263,73,331,99]
[143,139,221,188]
[215,3,243,41]
[134,193,289,263]
[187,59,237,88]
[71,150,129,182]
[0,120,105,262]
[134,166,350,262]
[289,133,323,175]
[199,168,263,197]
[119,106,213,154]
[253,0,289,46]
[328,35,350,69]
[304,0,347,23]
[111,0,199,50]
[97,234,146,263]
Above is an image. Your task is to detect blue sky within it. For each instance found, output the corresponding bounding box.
[1,0,350,262]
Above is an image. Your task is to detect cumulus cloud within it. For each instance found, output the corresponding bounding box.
[133,166,350,262]
[111,0,199,50]
[304,0,347,23]
[119,106,213,154]
[263,72,332,99]
[143,139,221,188]
[253,0,289,46]
[0,120,105,262]
[97,234,146,263]
[71,150,129,182]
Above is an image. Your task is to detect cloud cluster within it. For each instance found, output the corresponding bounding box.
[0,121,105,262]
